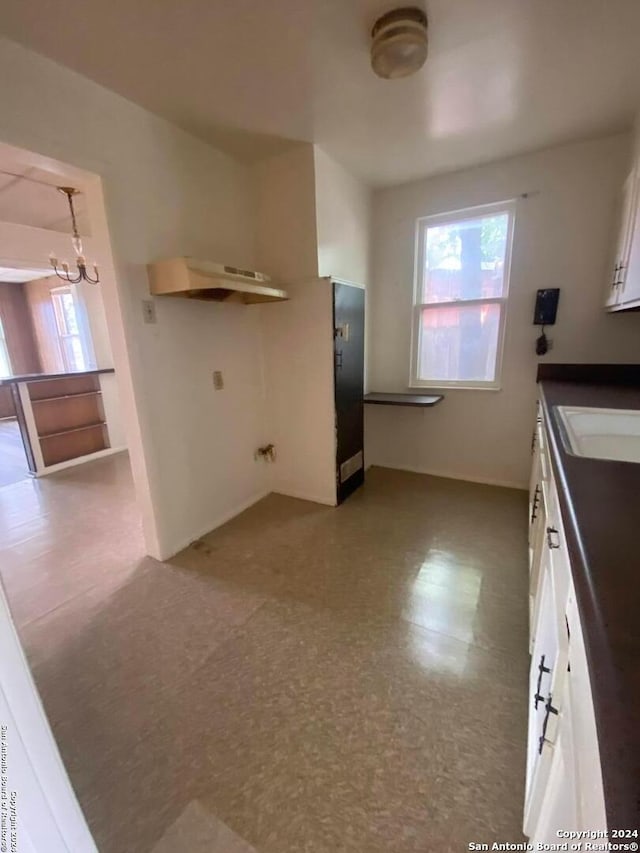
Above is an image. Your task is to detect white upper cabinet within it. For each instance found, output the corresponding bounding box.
[606,169,640,311]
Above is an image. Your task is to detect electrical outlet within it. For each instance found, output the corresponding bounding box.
[142,299,157,324]
[213,370,224,390]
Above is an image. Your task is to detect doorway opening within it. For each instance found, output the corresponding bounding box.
[0,268,102,486]
[0,138,161,850]
[0,135,168,621]
[0,139,155,539]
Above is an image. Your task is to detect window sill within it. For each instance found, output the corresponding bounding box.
[409,384,502,392]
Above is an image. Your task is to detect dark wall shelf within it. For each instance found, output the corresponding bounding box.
[364,392,444,408]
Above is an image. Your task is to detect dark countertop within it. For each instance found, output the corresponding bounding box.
[538,376,640,829]
[364,392,444,407]
[0,368,115,386]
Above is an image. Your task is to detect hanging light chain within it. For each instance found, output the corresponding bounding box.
[50,186,100,285]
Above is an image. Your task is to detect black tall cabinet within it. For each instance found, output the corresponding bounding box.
[333,281,365,503]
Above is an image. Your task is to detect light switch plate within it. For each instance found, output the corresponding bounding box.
[213,370,224,390]
[142,299,157,324]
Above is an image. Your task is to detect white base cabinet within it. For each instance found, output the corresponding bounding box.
[533,682,581,843]
[524,401,607,841]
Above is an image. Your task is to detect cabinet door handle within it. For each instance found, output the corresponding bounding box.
[335,350,343,370]
[533,653,551,710]
[612,263,621,287]
[546,526,561,550]
[538,694,559,754]
[530,485,541,523]
[612,263,627,288]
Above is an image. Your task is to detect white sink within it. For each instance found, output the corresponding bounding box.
[555,406,640,463]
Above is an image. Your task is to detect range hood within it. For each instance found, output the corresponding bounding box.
[147,257,288,304]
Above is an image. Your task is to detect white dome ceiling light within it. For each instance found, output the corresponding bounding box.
[370,7,428,80]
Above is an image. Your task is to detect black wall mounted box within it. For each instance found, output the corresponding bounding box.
[534,288,560,325]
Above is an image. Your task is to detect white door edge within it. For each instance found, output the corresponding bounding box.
[0,580,97,852]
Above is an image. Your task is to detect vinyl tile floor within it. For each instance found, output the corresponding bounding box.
[0,453,530,853]
[0,417,29,487]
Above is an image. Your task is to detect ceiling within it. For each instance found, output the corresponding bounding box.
[0,266,53,283]
[0,152,90,234]
[0,149,92,283]
[1,0,639,186]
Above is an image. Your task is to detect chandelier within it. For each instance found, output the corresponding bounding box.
[50,187,99,284]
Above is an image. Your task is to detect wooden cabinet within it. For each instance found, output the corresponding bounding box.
[7,370,123,477]
[27,374,108,467]
[606,169,640,311]
[524,401,607,841]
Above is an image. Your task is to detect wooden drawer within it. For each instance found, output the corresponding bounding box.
[28,374,99,401]
[40,423,109,467]
[32,392,104,437]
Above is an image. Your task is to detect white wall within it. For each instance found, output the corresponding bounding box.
[253,144,319,283]
[253,144,372,288]
[253,146,334,505]
[0,36,269,558]
[261,278,336,506]
[633,107,640,162]
[313,146,371,286]
[367,133,640,489]
[313,146,372,391]
[254,148,370,507]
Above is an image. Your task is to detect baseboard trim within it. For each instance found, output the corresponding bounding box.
[271,488,337,507]
[369,463,527,491]
[161,464,524,561]
[35,445,128,477]
[163,489,270,560]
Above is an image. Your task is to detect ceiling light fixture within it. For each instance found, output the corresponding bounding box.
[49,187,99,284]
[371,6,428,80]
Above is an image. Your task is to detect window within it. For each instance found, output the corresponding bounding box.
[411,201,515,389]
[50,287,87,372]
[0,318,12,378]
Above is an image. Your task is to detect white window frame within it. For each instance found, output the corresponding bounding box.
[0,316,13,378]
[50,285,88,373]
[410,199,516,391]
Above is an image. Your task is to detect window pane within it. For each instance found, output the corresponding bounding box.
[61,336,86,372]
[61,292,79,334]
[422,212,509,303]
[51,293,67,336]
[418,303,501,383]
